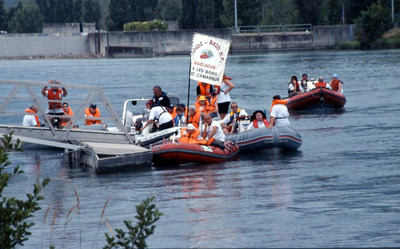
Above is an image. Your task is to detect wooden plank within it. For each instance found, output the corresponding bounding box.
[81,142,149,155]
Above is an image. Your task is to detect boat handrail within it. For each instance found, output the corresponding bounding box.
[0,79,134,144]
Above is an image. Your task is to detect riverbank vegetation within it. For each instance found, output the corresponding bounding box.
[0,133,162,248]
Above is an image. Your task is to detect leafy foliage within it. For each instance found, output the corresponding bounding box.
[123,19,168,32]
[354,1,392,48]
[0,132,50,248]
[0,0,7,31]
[8,0,42,33]
[103,197,163,249]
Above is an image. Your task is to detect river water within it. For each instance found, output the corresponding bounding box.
[1,50,400,248]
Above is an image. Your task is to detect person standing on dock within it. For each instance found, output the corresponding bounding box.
[152,85,170,108]
[41,80,68,127]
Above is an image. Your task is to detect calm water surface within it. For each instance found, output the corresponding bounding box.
[1,50,400,248]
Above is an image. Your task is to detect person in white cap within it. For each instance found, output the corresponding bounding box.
[175,124,202,143]
[330,73,343,93]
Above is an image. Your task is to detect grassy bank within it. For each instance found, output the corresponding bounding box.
[335,28,400,50]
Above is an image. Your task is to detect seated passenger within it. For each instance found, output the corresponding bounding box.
[269,95,290,128]
[177,124,202,143]
[314,77,328,88]
[246,110,269,131]
[194,95,210,114]
[196,81,213,100]
[221,102,248,134]
[23,104,41,127]
[208,90,219,118]
[61,102,74,128]
[84,104,102,126]
[300,73,310,92]
[330,73,344,93]
[140,101,173,132]
[186,105,201,129]
[202,114,225,147]
[288,75,304,97]
[173,106,186,127]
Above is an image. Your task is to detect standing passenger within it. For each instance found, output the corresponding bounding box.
[41,80,67,127]
[152,85,170,108]
[217,74,234,120]
[269,95,290,128]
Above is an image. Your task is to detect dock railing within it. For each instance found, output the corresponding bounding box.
[233,24,313,35]
[0,79,134,144]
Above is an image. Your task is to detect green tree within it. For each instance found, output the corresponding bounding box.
[8,0,43,33]
[84,0,101,26]
[103,197,163,249]
[158,0,181,21]
[107,0,131,30]
[221,0,262,27]
[0,132,50,248]
[181,0,197,29]
[260,0,298,25]
[293,0,322,25]
[354,1,392,48]
[319,0,343,25]
[0,0,7,31]
[72,0,83,22]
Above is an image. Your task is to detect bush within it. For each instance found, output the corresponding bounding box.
[0,132,50,248]
[123,19,168,32]
[336,40,361,49]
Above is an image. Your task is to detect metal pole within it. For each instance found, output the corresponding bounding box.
[234,0,238,33]
[186,60,192,119]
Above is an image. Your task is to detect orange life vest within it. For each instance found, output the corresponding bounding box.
[179,127,201,143]
[270,99,288,111]
[61,106,74,127]
[187,110,201,128]
[25,108,40,127]
[84,107,102,125]
[330,79,342,92]
[194,99,210,114]
[47,88,63,109]
[198,82,212,96]
[207,96,218,113]
[315,82,327,88]
[253,119,269,128]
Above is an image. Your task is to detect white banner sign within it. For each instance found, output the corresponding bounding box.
[190,33,231,86]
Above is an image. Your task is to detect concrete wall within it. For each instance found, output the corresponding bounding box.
[0,33,89,58]
[0,25,355,58]
[43,23,96,34]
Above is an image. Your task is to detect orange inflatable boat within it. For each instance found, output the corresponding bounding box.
[152,141,240,166]
[286,87,346,110]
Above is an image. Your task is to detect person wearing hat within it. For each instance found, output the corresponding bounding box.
[246,110,269,131]
[217,74,235,120]
[194,95,210,114]
[176,124,202,143]
[269,95,290,128]
[329,73,343,93]
[140,101,173,133]
[84,104,102,126]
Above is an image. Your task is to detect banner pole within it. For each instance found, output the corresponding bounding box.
[186,60,192,120]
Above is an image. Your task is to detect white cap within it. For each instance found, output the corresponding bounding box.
[187,124,195,130]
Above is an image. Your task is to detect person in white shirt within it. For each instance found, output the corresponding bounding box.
[246,110,269,131]
[217,74,235,120]
[140,100,173,132]
[221,102,248,134]
[288,75,304,97]
[202,114,225,145]
[23,104,40,127]
[269,95,290,127]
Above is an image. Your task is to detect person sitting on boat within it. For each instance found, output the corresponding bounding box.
[23,104,42,127]
[60,102,74,128]
[246,110,269,131]
[186,105,201,129]
[269,95,290,128]
[140,100,173,133]
[202,114,225,147]
[329,73,344,93]
[288,75,303,98]
[84,104,102,126]
[196,81,213,101]
[176,124,202,143]
[217,74,235,120]
[152,85,171,108]
[300,73,310,92]
[221,102,248,134]
[173,105,186,127]
[41,80,68,127]
[194,95,210,114]
[315,77,328,88]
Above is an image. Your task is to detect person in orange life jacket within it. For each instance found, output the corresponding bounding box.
[196,81,213,100]
[246,110,269,131]
[140,100,173,133]
[194,95,210,114]
[208,90,219,118]
[175,123,202,143]
[23,104,42,127]
[186,105,201,129]
[221,102,248,134]
[300,73,310,92]
[152,85,170,108]
[41,80,68,126]
[269,95,290,128]
[173,105,186,127]
[288,75,303,98]
[60,102,74,128]
[330,73,344,93]
[84,104,102,126]
[217,74,235,120]
[315,77,328,88]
